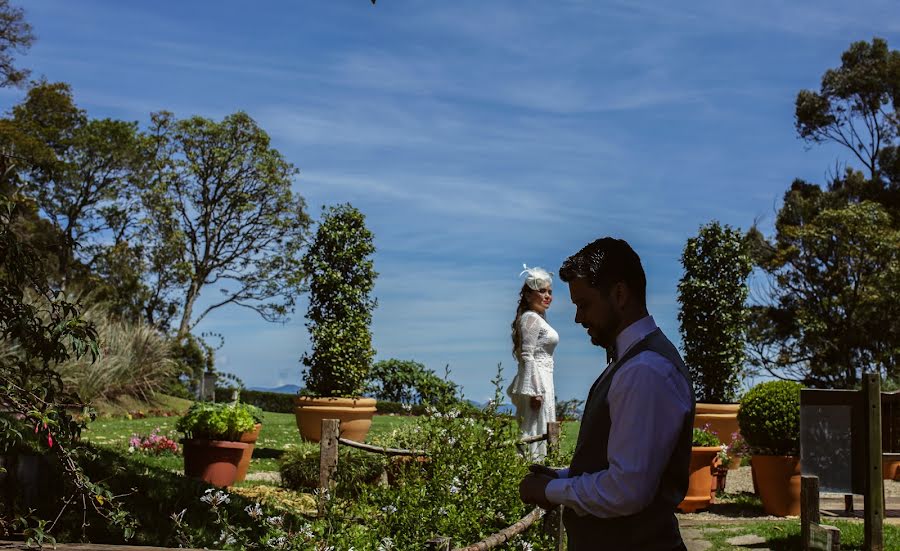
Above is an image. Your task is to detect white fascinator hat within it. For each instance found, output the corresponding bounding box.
[519,264,553,290]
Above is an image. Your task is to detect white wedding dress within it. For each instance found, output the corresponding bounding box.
[507,310,558,460]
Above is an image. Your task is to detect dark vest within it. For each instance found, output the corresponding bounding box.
[564,329,695,551]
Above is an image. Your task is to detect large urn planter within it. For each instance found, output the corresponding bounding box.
[678,446,720,513]
[750,455,801,516]
[294,396,377,442]
[694,403,741,469]
[182,439,251,487]
[234,423,263,482]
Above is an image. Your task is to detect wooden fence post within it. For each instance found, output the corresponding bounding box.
[801,475,819,550]
[425,536,451,550]
[318,418,340,517]
[546,421,560,459]
[864,373,884,551]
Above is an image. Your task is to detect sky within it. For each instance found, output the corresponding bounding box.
[8,1,900,403]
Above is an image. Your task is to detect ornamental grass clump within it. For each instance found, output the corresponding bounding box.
[737,380,801,455]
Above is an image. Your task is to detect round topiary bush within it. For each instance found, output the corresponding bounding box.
[737,380,801,455]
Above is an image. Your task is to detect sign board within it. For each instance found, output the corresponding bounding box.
[800,389,865,494]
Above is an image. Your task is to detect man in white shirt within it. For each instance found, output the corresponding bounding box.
[518,237,695,551]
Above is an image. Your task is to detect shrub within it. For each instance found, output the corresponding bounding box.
[214,387,296,414]
[368,359,460,406]
[175,402,258,441]
[129,428,180,455]
[677,221,752,404]
[737,380,802,455]
[278,445,386,498]
[692,425,722,447]
[300,204,377,398]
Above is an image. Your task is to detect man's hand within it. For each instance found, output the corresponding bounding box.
[518,473,554,509]
[529,395,544,410]
[528,464,560,478]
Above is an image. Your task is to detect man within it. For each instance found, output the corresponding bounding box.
[518,237,695,551]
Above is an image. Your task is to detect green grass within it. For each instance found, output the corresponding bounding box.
[700,519,900,550]
[83,411,426,474]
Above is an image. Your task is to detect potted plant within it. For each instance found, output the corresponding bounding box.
[677,222,752,455]
[235,403,264,482]
[295,204,379,442]
[176,402,257,487]
[737,380,802,516]
[678,425,723,513]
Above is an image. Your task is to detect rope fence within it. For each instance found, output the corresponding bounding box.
[317,418,566,550]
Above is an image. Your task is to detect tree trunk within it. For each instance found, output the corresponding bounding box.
[178,280,201,337]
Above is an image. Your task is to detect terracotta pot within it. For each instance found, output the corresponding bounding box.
[182,439,250,487]
[750,455,801,516]
[678,446,719,513]
[695,403,743,470]
[234,423,262,482]
[294,396,377,442]
[883,459,900,481]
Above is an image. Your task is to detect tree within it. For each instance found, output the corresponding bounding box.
[301,204,377,398]
[795,37,900,183]
[748,195,900,387]
[143,111,311,337]
[0,0,33,88]
[2,82,147,282]
[677,221,752,403]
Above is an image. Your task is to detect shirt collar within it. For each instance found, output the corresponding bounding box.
[614,315,658,360]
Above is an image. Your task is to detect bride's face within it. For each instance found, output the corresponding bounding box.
[528,286,553,314]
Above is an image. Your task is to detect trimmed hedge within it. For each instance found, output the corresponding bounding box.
[214,387,296,413]
[737,380,801,455]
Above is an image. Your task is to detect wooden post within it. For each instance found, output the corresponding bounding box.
[801,475,819,550]
[318,418,340,517]
[546,421,560,460]
[863,373,884,551]
[425,536,451,550]
[542,422,565,550]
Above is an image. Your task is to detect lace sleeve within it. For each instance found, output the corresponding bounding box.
[509,313,545,397]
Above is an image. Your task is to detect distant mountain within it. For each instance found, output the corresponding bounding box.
[249,384,301,394]
[466,399,515,415]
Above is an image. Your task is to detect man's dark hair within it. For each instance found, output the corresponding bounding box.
[558,237,647,307]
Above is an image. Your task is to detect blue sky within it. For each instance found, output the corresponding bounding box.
[9,1,900,402]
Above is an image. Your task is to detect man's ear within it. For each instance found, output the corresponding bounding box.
[611,281,628,311]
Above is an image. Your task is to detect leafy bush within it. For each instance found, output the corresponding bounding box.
[175,402,259,441]
[677,221,752,404]
[368,359,460,406]
[214,387,296,413]
[278,445,386,497]
[691,425,722,447]
[301,204,378,398]
[737,380,802,455]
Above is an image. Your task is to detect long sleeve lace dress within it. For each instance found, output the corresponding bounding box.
[507,310,558,459]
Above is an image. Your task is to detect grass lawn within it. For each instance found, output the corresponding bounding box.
[84,408,581,475]
[699,519,900,550]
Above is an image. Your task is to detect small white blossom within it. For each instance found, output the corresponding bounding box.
[377,536,394,551]
[245,503,264,519]
[381,504,398,514]
[200,490,230,506]
[266,515,284,527]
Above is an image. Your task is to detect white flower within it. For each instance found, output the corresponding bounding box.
[377,537,394,551]
[381,504,398,514]
[266,515,284,527]
[128,446,135,454]
[200,490,230,506]
[244,503,264,519]
[449,476,461,495]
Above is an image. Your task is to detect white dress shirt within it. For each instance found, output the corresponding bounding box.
[544,315,693,518]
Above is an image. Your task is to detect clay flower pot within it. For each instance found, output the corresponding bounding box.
[678,446,720,513]
[182,439,251,487]
[294,396,377,442]
[234,423,262,482]
[694,403,742,469]
[750,454,801,516]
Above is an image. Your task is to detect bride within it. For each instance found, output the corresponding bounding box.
[507,265,558,460]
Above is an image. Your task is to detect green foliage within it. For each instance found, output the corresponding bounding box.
[677,221,752,403]
[737,380,802,455]
[214,387,297,414]
[748,193,900,387]
[175,402,258,441]
[368,358,460,406]
[0,0,34,88]
[278,446,386,497]
[691,425,722,447]
[301,204,377,398]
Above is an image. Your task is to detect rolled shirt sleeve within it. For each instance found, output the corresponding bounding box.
[545,351,692,517]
